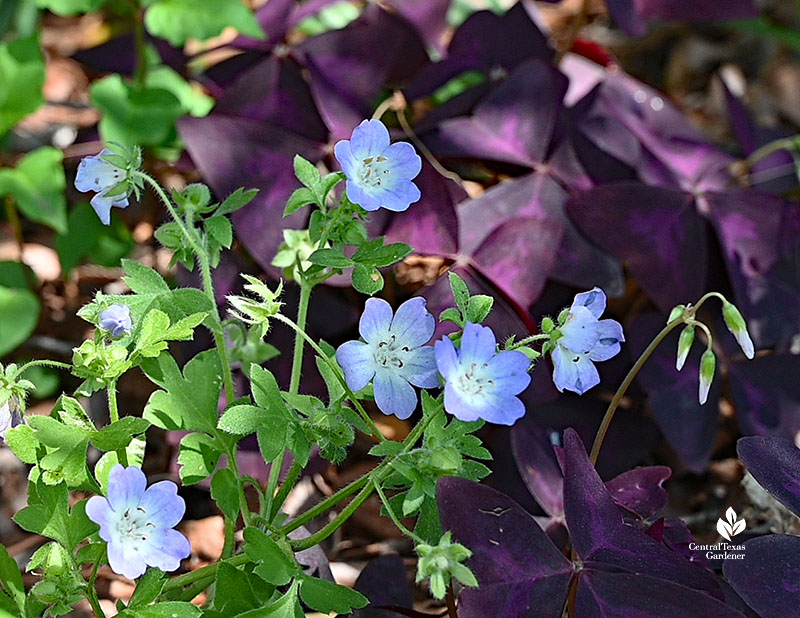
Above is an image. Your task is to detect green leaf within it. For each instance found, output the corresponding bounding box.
[315,356,345,405]
[32,0,107,15]
[219,405,277,436]
[283,187,315,216]
[448,271,469,313]
[215,188,258,216]
[205,216,232,248]
[122,601,201,618]
[5,425,38,464]
[122,259,170,294]
[27,416,92,488]
[439,307,462,326]
[0,147,67,232]
[146,65,213,117]
[368,441,404,457]
[293,155,320,189]
[212,562,260,615]
[90,75,182,147]
[177,432,221,485]
[142,351,222,432]
[0,35,44,137]
[91,417,150,452]
[210,468,239,520]
[144,0,265,46]
[298,575,367,614]
[465,294,493,324]
[0,544,24,615]
[308,248,353,269]
[14,482,97,551]
[352,240,412,267]
[0,285,39,356]
[94,437,145,492]
[351,263,383,295]
[127,569,166,609]
[243,528,297,586]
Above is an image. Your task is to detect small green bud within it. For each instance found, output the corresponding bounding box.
[541,317,555,333]
[415,532,478,600]
[698,348,716,405]
[667,304,687,323]
[675,325,695,371]
[557,308,571,326]
[227,276,284,338]
[722,301,754,359]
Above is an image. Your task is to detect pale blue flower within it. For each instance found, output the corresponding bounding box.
[435,322,530,425]
[336,297,438,419]
[99,304,132,338]
[334,119,422,212]
[86,465,190,580]
[551,288,624,395]
[75,149,129,225]
[0,400,21,443]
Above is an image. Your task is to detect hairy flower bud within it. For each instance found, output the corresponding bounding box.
[415,532,477,600]
[228,276,283,338]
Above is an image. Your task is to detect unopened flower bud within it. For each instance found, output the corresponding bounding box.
[722,301,754,359]
[698,348,716,405]
[668,304,687,322]
[675,325,695,371]
[228,276,283,338]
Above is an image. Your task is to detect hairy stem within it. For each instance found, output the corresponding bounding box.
[373,479,423,543]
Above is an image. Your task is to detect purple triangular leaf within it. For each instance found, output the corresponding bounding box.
[605,466,670,520]
[737,436,800,517]
[727,354,800,439]
[437,477,573,618]
[577,570,747,618]
[511,416,565,519]
[562,429,721,596]
[567,182,708,312]
[723,534,800,618]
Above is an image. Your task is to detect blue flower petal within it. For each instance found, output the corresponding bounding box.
[140,481,186,529]
[558,305,601,354]
[459,322,497,367]
[108,538,148,580]
[551,345,600,395]
[90,193,116,226]
[74,149,119,193]
[588,319,625,362]
[336,340,376,392]
[107,464,146,512]
[486,350,531,395]
[477,396,526,426]
[376,181,421,212]
[85,496,113,540]
[373,369,418,419]
[333,140,359,179]
[358,298,392,343]
[349,119,391,159]
[400,346,439,388]
[435,336,460,381]
[443,382,483,422]
[383,141,422,179]
[140,528,191,573]
[390,297,435,347]
[571,287,607,319]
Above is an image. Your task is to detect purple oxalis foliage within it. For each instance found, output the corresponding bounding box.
[439,430,745,617]
[723,437,800,618]
[605,0,758,37]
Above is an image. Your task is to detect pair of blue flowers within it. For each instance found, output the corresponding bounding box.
[336,288,624,425]
[76,119,423,226]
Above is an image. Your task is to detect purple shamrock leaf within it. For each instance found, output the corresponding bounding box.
[86,465,190,580]
[336,297,438,420]
[737,436,800,517]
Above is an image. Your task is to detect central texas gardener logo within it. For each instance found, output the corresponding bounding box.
[717,507,746,541]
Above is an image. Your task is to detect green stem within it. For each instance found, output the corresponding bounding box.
[221,517,235,560]
[282,473,371,535]
[588,292,719,465]
[742,136,800,171]
[287,403,442,549]
[132,3,148,89]
[16,359,72,375]
[162,554,250,594]
[85,558,106,618]
[264,282,313,520]
[373,479,423,543]
[270,458,302,520]
[273,313,385,442]
[107,380,119,423]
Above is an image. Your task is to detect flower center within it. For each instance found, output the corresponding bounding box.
[456,362,494,396]
[373,334,410,370]
[115,505,156,544]
[358,155,391,189]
